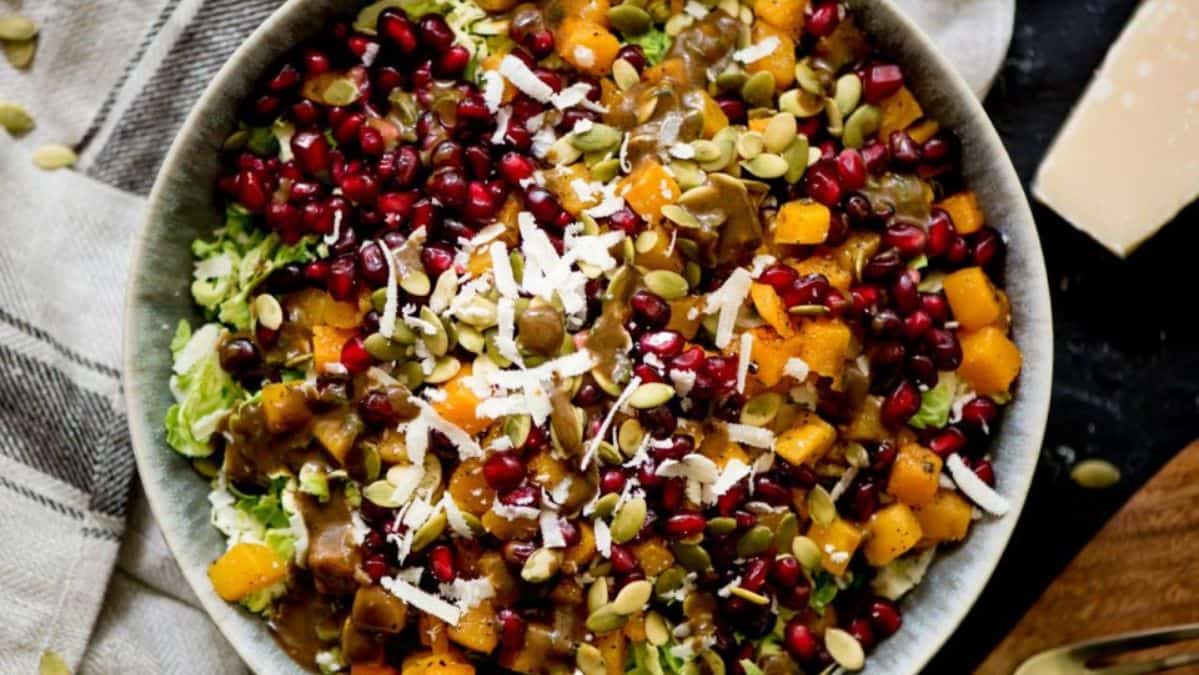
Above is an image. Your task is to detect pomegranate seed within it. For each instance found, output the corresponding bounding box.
[615,44,647,71]
[358,125,385,156]
[267,64,300,92]
[333,112,365,145]
[972,226,1004,268]
[882,379,921,427]
[253,94,281,119]
[805,161,842,206]
[340,336,373,374]
[660,478,685,512]
[893,270,921,314]
[237,170,271,213]
[373,66,404,95]
[741,558,770,592]
[872,441,898,472]
[457,96,491,126]
[784,620,820,661]
[558,519,581,547]
[889,131,922,167]
[304,259,330,283]
[928,328,963,370]
[363,554,387,582]
[851,284,882,314]
[427,168,468,208]
[502,540,535,565]
[836,149,867,190]
[609,544,638,573]
[650,434,695,462]
[759,263,798,291]
[327,254,358,301]
[524,30,555,58]
[864,63,905,103]
[636,461,663,490]
[429,545,456,582]
[497,609,527,648]
[716,484,746,516]
[632,363,663,384]
[960,396,1000,430]
[921,292,949,322]
[782,273,830,307]
[504,122,532,151]
[463,181,498,221]
[393,146,422,187]
[638,330,685,358]
[629,290,671,329]
[927,208,956,257]
[437,44,471,77]
[499,485,537,507]
[806,1,840,37]
[670,346,705,373]
[716,97,748,125]
[574,382,603,406]
[638,405,677,439]
[524,186,562,225]
[862,249,904,281]
[946,235,971,265]
[861,139,889,174]
[868,598,903,637]
[929,427,967,456]
[483,452,526,490]
[903,310,933,341]
[883,221,928,258]
[848,480,879,521]
[358,391,397,426]
[754,476,790,505]
[341,173,379,205]
[378,191,417,219]
[972,458,996,486]
[303,49,331,76]
[663,512,706,538]
[773,555,802,588]
[347,35,378,61]
[498,152,534,185]
[357,242,389,287]
[825,290,851,316]
[600,469,626,494]
[377,9,417,53]
[418,15,455,53]
[700,356,737,387]
[849,618,876,651]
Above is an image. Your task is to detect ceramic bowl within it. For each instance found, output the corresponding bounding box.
[124,0,1053,672]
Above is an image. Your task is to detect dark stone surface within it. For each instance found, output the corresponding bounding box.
[926,1,1199,672]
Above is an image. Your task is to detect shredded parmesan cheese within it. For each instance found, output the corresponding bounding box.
[737,331,753,393]
[726,423,776,449]
[381,577,462,625]
[733,36,780,64]
[704,268,753,349]
[582,376,643,468]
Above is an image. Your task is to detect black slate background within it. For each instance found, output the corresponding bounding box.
[925,1,1199,672]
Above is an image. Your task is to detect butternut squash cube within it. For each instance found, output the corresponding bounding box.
[557,19,621,76]
[632,538,676,576]
[943,266,1003,331]
[312,325,356,373]
[792,254,852,293]
[914,490,973,543]
[748,325,804,387]
[311,411,363,465]
[481,509,540,540]
[208,542,287,602]
[754,0,805,37]
[746,24,796,90]
[776,412,836,466]
[806,517,863,576]
[667,297,702,339]
[261,382,311,434]
[432,364,490,436]
[958,326,1022,395]
[563,521,597,573]
[936,191,985,234]
[560,0,610,25]
[797,317,851,381]
[401,651,475,675]
[864,503,924,566]
[879,86,924,141]
[751,282,797,337]
[620,160,681,221]
[352,665,400,675]
[449,458,495,515]
[775,200,832,245]
[633,223,684,272]
[886,443,943,507]
[596,631,626,675]
[699,90,729,138]
[907,119,940,144]
[448,599,499,654]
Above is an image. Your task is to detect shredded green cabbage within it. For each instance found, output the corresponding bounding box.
[624,28,672,65]
[164,321,244,457]
[908,372,957,430]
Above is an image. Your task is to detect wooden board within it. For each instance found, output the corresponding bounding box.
[978,440,1199,674]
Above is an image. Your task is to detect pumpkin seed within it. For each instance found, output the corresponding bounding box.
[3,37,35,69]
[715,68,749,94]
[645,612,670,646]
[825,96,844,136]
[736,130,765,160]
[0,101,34,135]
[608,3,652,35]
[591,367,624,397]
[612,58,641,92]
[774,512,798,550]
[521,547,564,583]
[845,442,870,468]
[591,492,621,519]
[323,78,360,106]
[741,153,788,179]
[31,144,76,171]
[424,356,461,384]
[364,332,407,361]
[410,510,447,552]
[550,405,585,455]
[706,516,738,535]
[740,392,782,427]
[253,294,283,331]
[729,586,769,605]
[610,497,648,543]
[808,485,836,527]
[429,268,459,312]
[672,542,712,571]
[788,304,830,316]
[354,0,403,34]
[591,157,622,183]
[222,129,249,151]
[459,294,499,328]
[699,650,726,675]
[596,441,623,465]
[691,140,722,163]
[654,566,686,598]
[659,204,701,231]
[400,269,431,296]
[775,135,806,184]
[736,525,773,558]
[585,604,629,633]
[547,136,582,165]
[576,644,607,675]
[834,73,863,117]
[842,104,881,149]
[792,535,823,571]
[505,414,532,449]
[397,360,425,389]
[763,113,798,154]
[611,579,653,614]
[587,577,610,613]
[572,123,622,153]
[390,319,418,345]
[628,382,676,409]
[457,324,485,354]
[740,71,775,108]
[1070,458,1121,489]
[684,261,702,289]
[795,60,826,96]
[418,307,449,356]
[461,511,485,535]
[668,160,705,191]
[618,419,645,456]
[0,15,37,41]
[778,88,825,118]
[825,628,866,671]
[664,12,694,36]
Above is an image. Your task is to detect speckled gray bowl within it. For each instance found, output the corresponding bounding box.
[124,1,1053,672]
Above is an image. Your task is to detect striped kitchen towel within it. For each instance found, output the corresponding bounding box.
[0,0,1007,673]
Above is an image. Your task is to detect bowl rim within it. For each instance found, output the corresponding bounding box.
[124,0,1053,672]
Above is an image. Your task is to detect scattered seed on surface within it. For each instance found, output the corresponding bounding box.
[32,144,77,171]
[1070,458,1121,489]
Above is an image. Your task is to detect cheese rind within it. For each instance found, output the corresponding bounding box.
[1033,0,1199,256]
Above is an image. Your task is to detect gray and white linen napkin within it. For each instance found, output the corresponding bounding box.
[0,0,1009,672]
